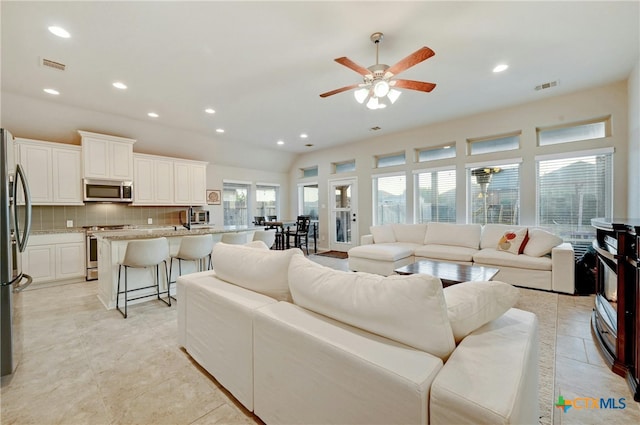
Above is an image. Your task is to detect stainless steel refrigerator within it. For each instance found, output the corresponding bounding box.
[1,128,32,376]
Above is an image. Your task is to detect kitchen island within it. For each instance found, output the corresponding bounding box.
[94,226,258,310]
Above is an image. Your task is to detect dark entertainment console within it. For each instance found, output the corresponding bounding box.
[591,218,639,402]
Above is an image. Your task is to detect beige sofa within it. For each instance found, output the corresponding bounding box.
[178,242,539,425]
[348,222,575,294]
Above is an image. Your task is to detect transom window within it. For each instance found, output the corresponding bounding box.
[416,144,456,162]
[375,152,406,168]
[537,117,610,146]
[301,166,318,178]
[333,160,356,174]
[468,132,520,155]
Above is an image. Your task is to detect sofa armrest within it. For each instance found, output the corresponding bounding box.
[361,234,374,245]
[551,242,575,294]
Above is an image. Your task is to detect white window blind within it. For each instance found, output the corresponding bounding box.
[373,174,406,225]
[415,169,456,223]
[467,163,520,225]
[537,152,612,244]
[223,182,250,226]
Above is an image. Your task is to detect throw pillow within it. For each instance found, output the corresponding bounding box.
[370,225,396,243]
[212,243,303,301]
[443,281,519,343]
[523,228,563,257]
[288,255,456,359]
[496,228,528,255]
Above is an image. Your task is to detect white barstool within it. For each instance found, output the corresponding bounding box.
[252,230,276,249]
[169,234,214,297]
[221,232,248,244]
[116,237,170,319]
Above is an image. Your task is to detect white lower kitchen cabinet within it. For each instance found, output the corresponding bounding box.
[23,232,86,284]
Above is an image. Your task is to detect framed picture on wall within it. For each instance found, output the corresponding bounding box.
[207,189,221,205]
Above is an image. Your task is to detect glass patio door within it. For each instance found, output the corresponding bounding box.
[329,178,358,252]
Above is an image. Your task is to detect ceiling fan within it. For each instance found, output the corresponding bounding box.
[320,32,436,109]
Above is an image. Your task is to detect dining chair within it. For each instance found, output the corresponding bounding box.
[286,216,311,254]
[254,216,266,225]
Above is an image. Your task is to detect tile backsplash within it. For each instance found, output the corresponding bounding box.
[31,204,186,230]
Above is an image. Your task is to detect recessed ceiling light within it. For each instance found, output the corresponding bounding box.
[277,140,284,145]
[300,133,308,139]
[147,112,159,118]
[493,64,509,73]
[216,128,224,133]
[205,108,215,114]
[48,26,70,38]
[112,82,127,89]
[43,88,60,95]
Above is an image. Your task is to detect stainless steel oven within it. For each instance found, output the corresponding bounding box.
[84,225,129,281]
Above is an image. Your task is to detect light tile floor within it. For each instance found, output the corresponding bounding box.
[1,256,639,424]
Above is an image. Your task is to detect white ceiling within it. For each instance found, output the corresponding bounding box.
[1,1,639,156]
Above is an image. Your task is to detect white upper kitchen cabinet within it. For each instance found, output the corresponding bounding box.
[16,138,83,205]
[174,160,207,206]
[133,153,175,205]
[79,130,135,181]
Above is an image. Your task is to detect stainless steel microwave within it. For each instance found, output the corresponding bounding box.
[84,179,133,202]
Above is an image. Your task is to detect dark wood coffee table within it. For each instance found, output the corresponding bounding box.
[394,260,499,287]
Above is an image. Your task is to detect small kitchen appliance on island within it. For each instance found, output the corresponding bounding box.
[1,128,33,377]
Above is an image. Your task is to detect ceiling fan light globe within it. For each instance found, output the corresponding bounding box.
[387,89,401,104]
[373,80,390,97]
[354,88,369,104]
[366,97,379,110]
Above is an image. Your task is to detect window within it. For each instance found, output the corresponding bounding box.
[537,117,609,146]
[467,163,520,225]
[333,160,356,174]
[255,184,279,219]
[417,144,456,162]
[536,149,613,245]
[223,181,250,226]
[468,132,520,155]
[375,152,406,168]
[373,173,406,225]
[301,166,318,178]
[415,168,456,223]
[298,183,319,220]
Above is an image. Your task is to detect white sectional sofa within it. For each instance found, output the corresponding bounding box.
[178,242,540,425]
[348,222,576,294]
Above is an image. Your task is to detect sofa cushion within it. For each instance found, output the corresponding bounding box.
[288,255,456,359]
[496,228,528,255]
[212,243,303,301]
[348,243,418,261]
[414,244,477,263]
[243,240,270,249]
[425,222,482,249]
[443,281,519,343]
[370,225,396,243]
[523,228,563,257]
[392,223,428,244]
[480,224,529,249]
[474,248,552,271]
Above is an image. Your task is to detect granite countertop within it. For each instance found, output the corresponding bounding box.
[31,228,87,235]
[93,225,259,241]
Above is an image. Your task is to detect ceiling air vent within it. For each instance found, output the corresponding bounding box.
[41,58,66,71]
[535,80,558,91]
[370,126,381,131]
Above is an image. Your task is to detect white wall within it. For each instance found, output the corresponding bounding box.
[628,59,640,218]
[289,81,629,247]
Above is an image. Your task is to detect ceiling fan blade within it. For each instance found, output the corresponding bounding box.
[334,57,371,77]
[386,47,435,76]
[392,79,436,92]
[319,84,361,98]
